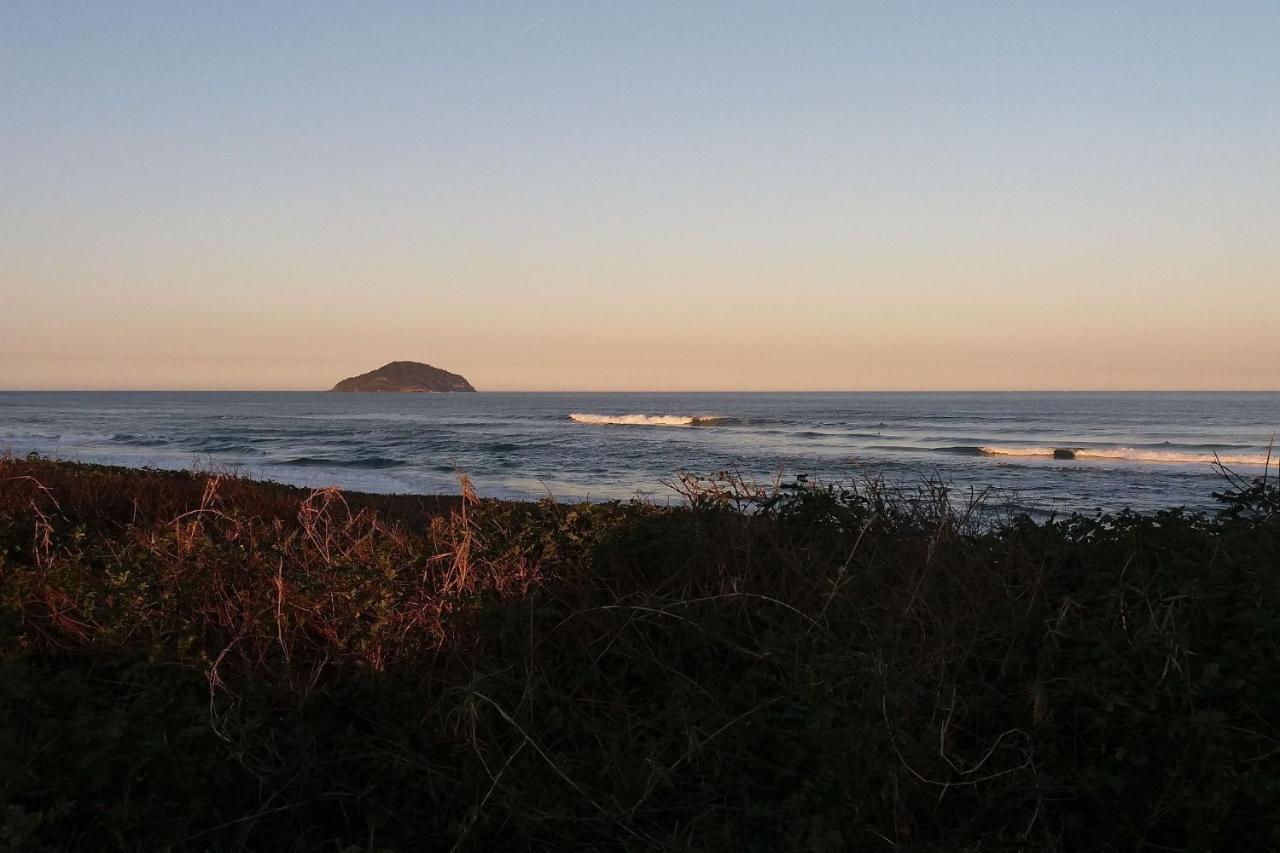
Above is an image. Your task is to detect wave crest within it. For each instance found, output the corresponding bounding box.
[978,445,1272,465]
[570,413,731,427]
[978,446,1062,458]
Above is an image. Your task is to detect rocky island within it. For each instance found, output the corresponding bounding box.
[330,361,476,393]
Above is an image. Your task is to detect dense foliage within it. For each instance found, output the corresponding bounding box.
[2,456,1278,851]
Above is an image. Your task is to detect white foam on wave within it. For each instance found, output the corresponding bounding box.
[980,445,1273,466]
[979,446,1059,458]
[1076,448,1272,465]
[570,413,718,427]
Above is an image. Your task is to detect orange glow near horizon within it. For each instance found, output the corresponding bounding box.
[2,5,1277,391]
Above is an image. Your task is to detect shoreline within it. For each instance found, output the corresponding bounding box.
[1,453,465,526]
[1,449,1269,518]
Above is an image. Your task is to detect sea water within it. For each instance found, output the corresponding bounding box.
[2,391,1278,514]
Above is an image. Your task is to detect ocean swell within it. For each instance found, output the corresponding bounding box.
[111,432,170,447]
[279,455,403,469]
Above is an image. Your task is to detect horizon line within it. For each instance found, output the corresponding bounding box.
[3,388,1279,395]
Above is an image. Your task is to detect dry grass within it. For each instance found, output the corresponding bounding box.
[2,455,1279,851]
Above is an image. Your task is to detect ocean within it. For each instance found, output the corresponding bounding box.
[2,391,1277,514]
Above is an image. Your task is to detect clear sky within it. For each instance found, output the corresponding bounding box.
[2,2,1278,391]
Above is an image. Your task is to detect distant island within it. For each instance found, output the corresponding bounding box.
[330,361,476,393]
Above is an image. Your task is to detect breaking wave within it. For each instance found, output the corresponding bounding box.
[978,446,1068,458]
[570,413,734,427]
[976,446,1272,466]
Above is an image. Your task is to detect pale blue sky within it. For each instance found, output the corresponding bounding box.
[3,2,1278,389]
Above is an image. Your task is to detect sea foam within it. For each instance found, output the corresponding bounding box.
[979,445,1272,466]
[570,413,728,427]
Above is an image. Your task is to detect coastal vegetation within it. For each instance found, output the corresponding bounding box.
[2,455,1278,851]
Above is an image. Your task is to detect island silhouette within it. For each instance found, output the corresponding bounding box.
[331,361,476,393]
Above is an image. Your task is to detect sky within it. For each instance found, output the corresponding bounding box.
[2,2,1278,391]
